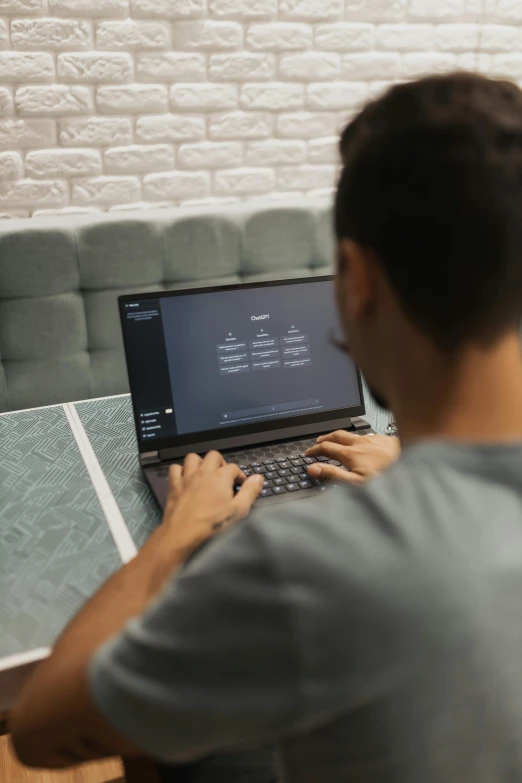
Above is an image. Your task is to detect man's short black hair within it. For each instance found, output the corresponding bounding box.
[336,72,522,350]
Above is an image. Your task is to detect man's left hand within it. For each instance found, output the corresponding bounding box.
[163,451,264,558]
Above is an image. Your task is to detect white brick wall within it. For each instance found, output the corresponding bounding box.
[0,0,520,216]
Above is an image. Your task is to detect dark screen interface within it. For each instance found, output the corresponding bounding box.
[122,280,362,442]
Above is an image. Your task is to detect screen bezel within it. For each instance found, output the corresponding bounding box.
[119,276,366,455]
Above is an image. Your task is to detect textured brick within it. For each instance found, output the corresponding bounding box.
[210,0,277,16]
[214,167,275,195]
[279,52,341,81]
[307,82,367,111]
[178,141,243,169]
[108,200,171,211]
[59,116,132,146]
[25,148,101,177]
[308,137,339,164]
[49,0,128,15]
[240,83,304,111]
[173,21,242,49]
[0,52,54,82]
[366,80,395,100]
[409,0,480,20]
[104,144,174,173]
[345,0,407,21]
[209,111,273,139]
[247,22,312,50]
[97,84,168,114]
[0,118,55,149]
[73,176,141,206]
[480,24,521,51]
[434,24,480,50]
[137,53,206,81]
[97,20,170,49]
[277,165,336,191]
[34,206,102,215]
[131,0,206,17]
[136,113,205,142]
[401,52,458,78]
[245,139,306,165]
[143,171,210,200]
[0,0,44,12]
[342,52,401,80]
[0,88,14,116]
[11,18,92,49]
[209,52,275,81]
[457,52,492,72]
[0,19,7,48]
[280,0,342,19]
[377,24,435,50]
[16,85,93,116]
[314,22,374,50]
[58,53,133,83]
[490,53,522,80]
[0,151,23,181]
[170,83,238,111]
[0,179,68,208]
[485,0,522,23]
[0,210,30,218]
[277,111,337,139]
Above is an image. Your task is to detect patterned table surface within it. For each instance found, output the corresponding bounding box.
[0,392,391,668]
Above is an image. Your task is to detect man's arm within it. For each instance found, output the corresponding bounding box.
[10,453,263,769]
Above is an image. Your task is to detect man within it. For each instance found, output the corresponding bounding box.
[11,72,522,782]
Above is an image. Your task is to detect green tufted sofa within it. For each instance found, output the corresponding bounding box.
[0,198,335,413]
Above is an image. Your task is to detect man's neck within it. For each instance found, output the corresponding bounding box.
[390,332,522,446]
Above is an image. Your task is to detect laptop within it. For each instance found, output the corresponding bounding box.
[119,276,373,510]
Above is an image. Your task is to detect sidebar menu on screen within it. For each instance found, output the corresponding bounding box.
[122,299,179,443]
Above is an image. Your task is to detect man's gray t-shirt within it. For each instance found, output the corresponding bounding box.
[90,442,522,782]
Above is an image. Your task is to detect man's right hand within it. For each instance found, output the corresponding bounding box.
[305,431,400,486]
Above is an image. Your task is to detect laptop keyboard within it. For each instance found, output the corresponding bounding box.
[225,437,349,499]
[153,433,372,501]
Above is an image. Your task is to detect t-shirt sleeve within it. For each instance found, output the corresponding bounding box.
[88,520,299,764]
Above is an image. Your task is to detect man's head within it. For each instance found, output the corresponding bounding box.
[335,73,522,409]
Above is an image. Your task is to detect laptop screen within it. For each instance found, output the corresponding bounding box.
[120,278,364,449]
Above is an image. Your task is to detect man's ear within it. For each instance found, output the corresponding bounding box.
[338,239,374,320]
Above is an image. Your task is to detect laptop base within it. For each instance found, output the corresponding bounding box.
[144,424,374,511]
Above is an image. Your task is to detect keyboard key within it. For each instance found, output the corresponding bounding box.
[260,488,273,498]
[265,471,278,480]
[278,461,290,470]
[285,483,300,492]
[255,466,268,474]
[274,477,287,486]
[328,460,341,466]
[317,456,329,462]
[273,485,286,495]
[304,457,316,464]
[264,459,275,466]
[239,464,249,470]
[311,478,324,487]
[275,456,289,463]
[278,469,291,477]
[299,480,312,489]
[251,462,262,467]
[263,480,275,489]
[291,458,304,467]
[243,469,253,476]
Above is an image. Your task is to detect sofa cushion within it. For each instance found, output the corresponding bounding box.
[0,197,334,412]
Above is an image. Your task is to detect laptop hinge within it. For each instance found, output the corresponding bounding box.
[350,417,372,432]
[140,451,161,467]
